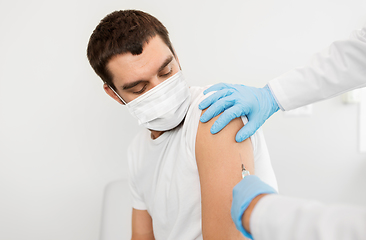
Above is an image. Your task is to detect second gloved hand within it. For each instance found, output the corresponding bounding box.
[199,83,280,142]
[231,175,277,239]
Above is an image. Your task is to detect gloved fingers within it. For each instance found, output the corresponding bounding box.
[210,104,244,134]
[232,176,278,216]
[231,175,262,239]
[199,88,234,110]
[200,94,236,123]
[235,118,262,143]
[232,176,256,202]
[202,82,232,95]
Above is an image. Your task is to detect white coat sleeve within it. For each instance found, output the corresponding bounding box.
[268,25,366,111]
[250,194,366,240]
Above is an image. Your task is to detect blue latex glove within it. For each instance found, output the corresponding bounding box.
[231,175,277,239]
[199,83,280,142]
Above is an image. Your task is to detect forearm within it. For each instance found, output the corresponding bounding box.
[131,235,155,240]
[269,26,366,111]
[131,209,155,240]
[249,194,366,240]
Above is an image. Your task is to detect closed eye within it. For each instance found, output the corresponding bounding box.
[133,84,147,94]
[160,68,172,78]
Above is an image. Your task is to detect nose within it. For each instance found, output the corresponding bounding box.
[149,76,162,89]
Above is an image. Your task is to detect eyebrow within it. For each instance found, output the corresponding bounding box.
[121,55,174,90]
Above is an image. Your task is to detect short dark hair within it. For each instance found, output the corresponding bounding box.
[87,10,175,90]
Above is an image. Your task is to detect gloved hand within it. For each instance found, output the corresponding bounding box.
[199,83,280,142]
[231,175,277,239]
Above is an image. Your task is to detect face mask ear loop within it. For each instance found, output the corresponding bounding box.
[108,85,127,105]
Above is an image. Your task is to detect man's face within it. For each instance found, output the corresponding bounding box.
[104,36,180,104]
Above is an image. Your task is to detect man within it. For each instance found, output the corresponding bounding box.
[87,10,277,239]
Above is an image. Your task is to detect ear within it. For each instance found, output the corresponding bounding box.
[103,83,126,105]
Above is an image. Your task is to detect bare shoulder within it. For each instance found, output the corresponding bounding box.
[195,110,254,176]
[195,110,253,240]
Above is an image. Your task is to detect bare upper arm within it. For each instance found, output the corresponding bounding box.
[131,208,155,240]
[195,111,254,240]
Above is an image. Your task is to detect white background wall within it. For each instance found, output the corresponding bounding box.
[0,0,365,239]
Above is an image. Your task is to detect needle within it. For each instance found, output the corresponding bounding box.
[240,154,250,179]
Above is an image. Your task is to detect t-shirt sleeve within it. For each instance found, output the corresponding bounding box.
[128,177,147,210]
[127,143,147,210]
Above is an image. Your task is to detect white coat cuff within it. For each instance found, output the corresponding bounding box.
[266,83,285,111]
[249,194,278,240]
[268,78,290,111]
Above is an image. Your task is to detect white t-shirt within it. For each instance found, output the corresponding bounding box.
[128,86,278,240]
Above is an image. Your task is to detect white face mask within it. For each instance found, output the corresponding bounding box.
[110,71,191,131]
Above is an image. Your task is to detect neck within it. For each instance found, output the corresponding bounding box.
[150,130,165,140]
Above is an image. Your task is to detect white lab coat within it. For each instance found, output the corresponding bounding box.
[269,25,366,111]
[253,25,366,240]
[250,195,366,240]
